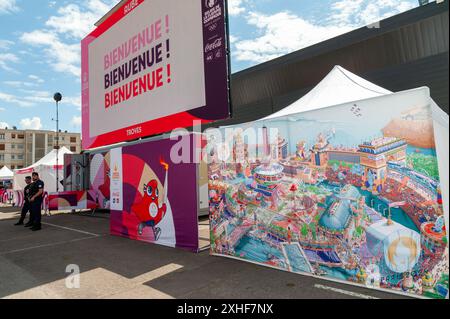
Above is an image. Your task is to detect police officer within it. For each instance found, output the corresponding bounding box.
[29,172,45,231]
[14,176,32,226]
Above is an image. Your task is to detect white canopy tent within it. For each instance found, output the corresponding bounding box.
[261,65,392,120]
[213,65,449,298]
[0,166,14,181]
[13,147,73,193]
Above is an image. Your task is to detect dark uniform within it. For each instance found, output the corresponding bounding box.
[18,183,32,224]
[29,179,45,228]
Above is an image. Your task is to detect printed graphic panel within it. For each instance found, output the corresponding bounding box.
[110,134,199,252]
[82,0,230,149]
[208,88,449,299]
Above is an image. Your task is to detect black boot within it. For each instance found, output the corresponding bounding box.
[24,222,33,227]
[31,225,42,231]
[14,220,24,226]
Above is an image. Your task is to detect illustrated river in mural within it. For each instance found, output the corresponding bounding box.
[210,100,448,298]
[319,182,420,232]
[234,182,420,277]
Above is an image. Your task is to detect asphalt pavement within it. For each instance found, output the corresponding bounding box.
[0,206,411,299]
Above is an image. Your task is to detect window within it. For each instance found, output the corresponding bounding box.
[0,134,5,140]
[70,137,77,143]
[11,144,15,149]
[11,134,16,138]
[11,165,15,169]
[18,144,24,150]
[18,155,24,160]
[18,134,24,139]
[0,144,5,151]
[11,155,15,160]
[70,146,77,152]
[0,154,4,161]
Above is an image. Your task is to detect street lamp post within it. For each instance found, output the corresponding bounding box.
[53,93,62,193]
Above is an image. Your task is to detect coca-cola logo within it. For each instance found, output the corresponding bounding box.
[205,38,223,53]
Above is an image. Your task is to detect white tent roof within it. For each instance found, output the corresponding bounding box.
[15,146,73,173]
[0,166,14,179]
[261,65,393,121]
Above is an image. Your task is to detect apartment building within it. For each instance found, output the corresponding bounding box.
[0,128,81,169]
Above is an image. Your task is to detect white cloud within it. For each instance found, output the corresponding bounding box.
[229,35,239,44]
[3,81,37,88]
[0,121,9,129]
[0,52,19,72]
[0,89,81,109]
[20,90,53,104]
[0,92,33,107]
[233,0,417,65]
[44,0,117,39]
[0,107,5,112]
[0,0,18,15]
[228,0,247,16]
[329,0,416,27]
[28,74,45,84]
[234,11,351,63]
[64,95,82,110]
[19,0,116,78]
[20,30,81,77]
[46,3,104,39]
[0,39,13,50]
[71,116,82,127]
[20,117,43,130]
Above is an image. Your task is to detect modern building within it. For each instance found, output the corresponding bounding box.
[0,128,81,169]
[358,137,408,191]
[319,185,361,234]
[276,135,289,160]
[421,220,447,255]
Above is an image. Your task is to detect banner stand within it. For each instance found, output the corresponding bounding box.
[208,66,449,299]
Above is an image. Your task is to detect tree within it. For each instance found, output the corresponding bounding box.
[301,224,309,238]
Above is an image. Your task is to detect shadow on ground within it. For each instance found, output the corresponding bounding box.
[0,210,412,299]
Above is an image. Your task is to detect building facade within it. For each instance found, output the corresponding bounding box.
[0,128,81,169]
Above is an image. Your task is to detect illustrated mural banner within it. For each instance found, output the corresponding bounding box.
[48,191,94,211]
[110,135,200,252]
[88,151,111,210]
[208,88,449,299]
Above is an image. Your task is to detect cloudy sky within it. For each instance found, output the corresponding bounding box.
[0,0,420,133]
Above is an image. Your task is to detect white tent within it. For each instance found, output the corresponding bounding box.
[0,166,14,181]
[261,65,393,121]
[13,147,73,193]
[213,65,449,298]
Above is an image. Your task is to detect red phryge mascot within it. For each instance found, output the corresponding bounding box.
[131,158,169,241]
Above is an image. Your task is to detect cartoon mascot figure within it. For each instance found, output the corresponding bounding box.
[133,180,167,240]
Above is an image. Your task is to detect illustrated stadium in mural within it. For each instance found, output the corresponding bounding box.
[208,102,448,299]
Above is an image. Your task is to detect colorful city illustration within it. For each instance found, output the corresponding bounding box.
[208,102,448,299]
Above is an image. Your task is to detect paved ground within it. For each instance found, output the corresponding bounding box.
[0,206,411,299]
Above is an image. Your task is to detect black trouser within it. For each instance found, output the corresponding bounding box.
[30,200,43,227]
[19,201,31,223]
